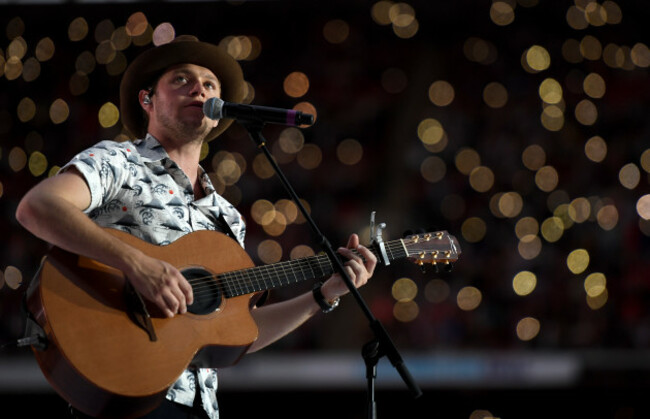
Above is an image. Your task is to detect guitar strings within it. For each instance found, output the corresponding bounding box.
[182,241,402,298]
[176,238,452,299]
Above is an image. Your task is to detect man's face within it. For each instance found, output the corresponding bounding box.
[143,63,222,142]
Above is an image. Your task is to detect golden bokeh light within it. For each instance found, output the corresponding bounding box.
[637,194,650,220]
[68,17,89,41]
[483,82,508,108]
[541,216,564,242]
[337,138,363,166]
[583,72,606,99]
[95,40,117,65]
[584,2,607,26]
[4,56,23,80]
[567,248,590,274]
[296,144,322,170]
[9,147,27,172]
[98,102,120,128]
[539,78,563,104]
[597,204,618,230]
[420,156,446,183]
[469,166,494,192]
[424,279,450,303]
[575,99,598,125]
[516,317,540,341]
[540,105,564,131]
[323,19,350,44]
[95,19,115,43]
[252,153,275,179]
[490,1,515,26]
[513,271,537,296]
[587,288,608,310]
[562,38,583,63]
[275,199,298,224]
[498,192,523,218]
[278,127,305,154]
[457,286,482,311]
[518,234,542,260]
[584,272,606,297]
[461,217,487,243]
[428,80,455,107]
[127,12,150,38]
[22,57,41,82]
[619,163,640,189]
[49,98,70,124]
[464,37,498,65]
[371,1,393,25]
[251,199,276,226]
[566,6,589,30]
[17,97,36,122]
[28,151,48,177]
[418,118,445,145]
[522,144,546,171]
[580,35,603,60]
[6,16,25,40]
[584,135,607,162]
[283,71,310,98]
[526,45,551,72]
[262,211,287,237]
[256,239,282,264]
[393,300,419,322]
[568,197,591,223]
[35,37,55,62]
[515,217,539,239]
[392,277,418,302]
[290,244,315,260]
[535,165,559,192]
[631,43,650,68]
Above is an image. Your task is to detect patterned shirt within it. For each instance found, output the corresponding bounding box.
[63,134,247,419]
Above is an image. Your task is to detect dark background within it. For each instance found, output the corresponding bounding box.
[1,1,650,418]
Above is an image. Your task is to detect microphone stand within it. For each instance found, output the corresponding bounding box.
[241,121,422,417]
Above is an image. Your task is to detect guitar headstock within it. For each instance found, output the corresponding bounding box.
[402,231,461,270]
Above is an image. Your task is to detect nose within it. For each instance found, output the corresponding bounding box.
[188,80,207,97]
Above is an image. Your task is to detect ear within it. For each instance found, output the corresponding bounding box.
[138,89,152,109]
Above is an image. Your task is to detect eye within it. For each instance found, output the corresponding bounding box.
[174,75,188,83]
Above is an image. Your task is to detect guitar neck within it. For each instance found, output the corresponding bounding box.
[219,239,407,298]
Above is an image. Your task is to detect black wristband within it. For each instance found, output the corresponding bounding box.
[312,282,340,313]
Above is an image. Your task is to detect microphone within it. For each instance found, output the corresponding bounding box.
[203,97,314,127]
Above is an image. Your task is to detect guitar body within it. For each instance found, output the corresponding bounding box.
[26,228,260,418]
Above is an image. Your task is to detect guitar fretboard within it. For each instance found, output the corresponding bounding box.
[218,238,409,298]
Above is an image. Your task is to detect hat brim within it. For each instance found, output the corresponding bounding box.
[120,38,246,141]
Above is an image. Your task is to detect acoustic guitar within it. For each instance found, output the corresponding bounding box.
[25,227,460,418]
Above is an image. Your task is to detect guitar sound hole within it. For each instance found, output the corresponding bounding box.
[182,267,222,315]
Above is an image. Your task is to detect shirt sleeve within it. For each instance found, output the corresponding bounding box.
[60,140,131,213]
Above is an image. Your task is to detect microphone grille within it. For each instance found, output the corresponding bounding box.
[203,97,225,119]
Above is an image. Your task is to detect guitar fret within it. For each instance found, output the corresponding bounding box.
[214,231,458,300]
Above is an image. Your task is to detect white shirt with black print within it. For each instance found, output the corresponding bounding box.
[63,133,246,419]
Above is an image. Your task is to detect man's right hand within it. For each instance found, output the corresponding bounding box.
[124,252,195,318]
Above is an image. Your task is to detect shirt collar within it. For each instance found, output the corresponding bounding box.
[135,134,170,163]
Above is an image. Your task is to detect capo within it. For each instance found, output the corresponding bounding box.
[370,211,390,266]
